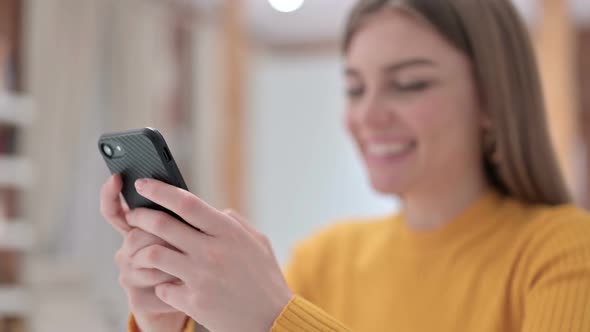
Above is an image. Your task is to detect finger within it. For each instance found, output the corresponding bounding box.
[127,208,207,254]
[224,209,258,237]
[119,268,179,288]
[122,228,168,257]
[127,288,178,315]
[134,178,227,235]
[132,244,192,281]
[121,195,130,212]
[100,174,132,235]
[225,209,275,254]
[116,228,168,271]
[154,282,191,315]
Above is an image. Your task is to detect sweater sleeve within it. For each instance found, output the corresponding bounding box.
[522,216,590,331]
[273,225,355,332]
[271,296,352,332]
[127,314,195,332]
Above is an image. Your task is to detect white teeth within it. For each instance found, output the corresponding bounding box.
[367,143,413,157]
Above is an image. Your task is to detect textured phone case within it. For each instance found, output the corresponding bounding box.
[98,128,188,221]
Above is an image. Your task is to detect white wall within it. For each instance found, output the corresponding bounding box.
[245,49,397,264]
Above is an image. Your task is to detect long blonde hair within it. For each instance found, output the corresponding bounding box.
[343,0,572,205]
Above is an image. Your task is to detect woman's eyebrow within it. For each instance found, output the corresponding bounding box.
[383,58,437,73]
[344,58,436,77]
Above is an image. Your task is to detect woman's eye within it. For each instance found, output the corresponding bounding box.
[346,87,364,98]
[390,80,432,92]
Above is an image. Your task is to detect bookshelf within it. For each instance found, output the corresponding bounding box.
[0,219,33,251]
[0,94,35,126]
[0,0,30,331]
[0,286,29,316]
[0,155,33,188]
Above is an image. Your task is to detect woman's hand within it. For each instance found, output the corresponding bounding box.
[127,178,294,332]
[100,175,188,332]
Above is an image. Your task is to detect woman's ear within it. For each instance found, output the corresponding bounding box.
[480,111,493,131]
[474,80,492,132]
[480,113,501,164]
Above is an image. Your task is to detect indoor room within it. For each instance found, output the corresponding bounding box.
[0,0,589,331]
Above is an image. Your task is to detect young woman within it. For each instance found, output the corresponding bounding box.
[100,0,590,331]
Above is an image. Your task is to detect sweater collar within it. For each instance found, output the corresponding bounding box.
[393,190,507,252]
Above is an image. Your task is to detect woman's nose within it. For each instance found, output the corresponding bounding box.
[357,92,397,129]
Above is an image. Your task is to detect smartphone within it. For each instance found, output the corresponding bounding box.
[98,127,188,222]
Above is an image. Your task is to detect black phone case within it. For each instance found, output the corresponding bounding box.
[98,127,188,222]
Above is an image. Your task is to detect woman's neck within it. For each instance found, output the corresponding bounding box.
[400,176,491,231]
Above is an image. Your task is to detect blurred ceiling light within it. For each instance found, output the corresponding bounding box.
[268,0,305,13]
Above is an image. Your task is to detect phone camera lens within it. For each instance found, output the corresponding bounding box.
[102,144,114,158]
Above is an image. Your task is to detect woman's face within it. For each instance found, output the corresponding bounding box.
[345,9,485,196]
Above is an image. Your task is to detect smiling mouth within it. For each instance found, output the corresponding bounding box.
[366,142,416,158]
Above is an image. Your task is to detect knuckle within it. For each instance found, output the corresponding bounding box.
[145,245,164,264]
[125,228,144,248]
[114,249,127,267]
[149,214,169,235]
[178,193,196,215]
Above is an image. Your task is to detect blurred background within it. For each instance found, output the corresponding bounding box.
[0,0,588,331]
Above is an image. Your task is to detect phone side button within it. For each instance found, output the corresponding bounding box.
[163,147,172,162]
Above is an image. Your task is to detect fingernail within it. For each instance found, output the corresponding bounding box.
[135,179,147,192]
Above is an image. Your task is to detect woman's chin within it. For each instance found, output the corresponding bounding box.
[368,175,407,195]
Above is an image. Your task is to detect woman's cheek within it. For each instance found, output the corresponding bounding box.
[344,109,362,146]
[407,97,449,140]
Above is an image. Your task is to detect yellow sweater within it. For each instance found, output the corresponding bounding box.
[131,191,590,331]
